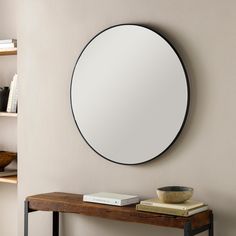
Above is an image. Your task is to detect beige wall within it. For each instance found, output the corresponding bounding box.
[0,0,17,236]
[0,0,17,150]
[18,0,236,236]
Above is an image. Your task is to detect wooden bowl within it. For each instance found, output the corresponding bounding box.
[0,151,17,172]
[156,186,193,203]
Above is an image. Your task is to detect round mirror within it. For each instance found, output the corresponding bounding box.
[71,24,189,165]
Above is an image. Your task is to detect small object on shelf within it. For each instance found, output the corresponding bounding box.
[136,202,208,217]
[0,151,17,172]
[156,186,193,203]
[83,192,139,206]
[0,87,10,111]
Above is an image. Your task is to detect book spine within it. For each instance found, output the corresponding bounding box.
[7,81,14,112]
[187,206,209,216]
[140,200,204,210]
[136,204,209,217]
[120,197,139,206]
[11,75,18,113]
[7,74,18,113]
[0,39,16,44]
[83,196,121,206]
[0,43,16,49]
[136,204,188,216]
[140,201,188,210]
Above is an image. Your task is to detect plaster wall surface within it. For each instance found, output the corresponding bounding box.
[18,1,236,235]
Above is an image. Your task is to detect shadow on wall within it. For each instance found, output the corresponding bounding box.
[60,213,183,236]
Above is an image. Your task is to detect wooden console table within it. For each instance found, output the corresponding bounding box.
[24,192,213,236]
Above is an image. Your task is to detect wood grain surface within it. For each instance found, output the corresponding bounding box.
[27,192,212,230]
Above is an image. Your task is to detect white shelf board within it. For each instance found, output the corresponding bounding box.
[0,112,17,117]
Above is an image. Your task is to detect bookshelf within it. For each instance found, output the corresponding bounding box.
[0,49,17,56]
[0,48,17,184]
[0,175,17,184]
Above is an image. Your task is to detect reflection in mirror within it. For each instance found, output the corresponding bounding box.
[71,24,189,165]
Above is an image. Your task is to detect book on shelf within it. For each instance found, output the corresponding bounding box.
[136,203,209,217]
[140,198,204,210]
[0,42,17,49]
[0,47,17,52]
[7,74,18,113]
[83,192,139,206]
[0,169,17,177]
[0,39,17,52]
[0,39,17,44]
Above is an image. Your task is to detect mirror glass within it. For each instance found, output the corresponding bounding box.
[71,24,189,165]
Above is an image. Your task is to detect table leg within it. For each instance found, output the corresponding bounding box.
[24,201,29,236]
[184,222,192,236]
[53,211,59,236]
[184,214,214,236]
[209,213,214,236]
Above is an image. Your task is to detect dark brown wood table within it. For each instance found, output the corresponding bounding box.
[24,192,213,236]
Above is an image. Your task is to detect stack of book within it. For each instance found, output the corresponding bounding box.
[0,39,17,52]
[136,198,208,217]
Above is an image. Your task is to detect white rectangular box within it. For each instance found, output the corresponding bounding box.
[83,192,139,206]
